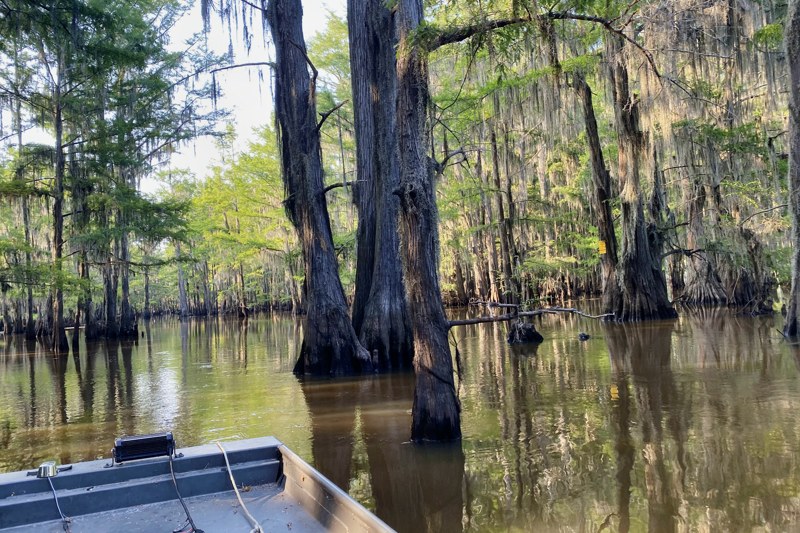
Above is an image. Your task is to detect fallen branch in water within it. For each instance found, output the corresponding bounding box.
[469,299,520,309]
[449,306,615,327]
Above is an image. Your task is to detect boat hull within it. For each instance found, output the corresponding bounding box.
[0,436,393,532]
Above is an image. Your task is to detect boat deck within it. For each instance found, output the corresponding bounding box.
[0,436,393,532]
[2,482,325,532]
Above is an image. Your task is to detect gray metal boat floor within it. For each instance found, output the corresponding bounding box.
[2,482,326,533]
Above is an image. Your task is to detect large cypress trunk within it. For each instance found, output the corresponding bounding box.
[266,0,371,376]
[681,179,727,306]
[396,0,460,441]
[606,37,676,322]
[348,0,413,370]
[784,0,800,336]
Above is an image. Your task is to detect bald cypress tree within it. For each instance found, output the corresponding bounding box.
[783,0,800,337]
[348,0,413,370]
[396,0,461,441]
[264,0,372,375]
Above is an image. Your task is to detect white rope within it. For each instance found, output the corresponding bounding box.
[216,442,264,533]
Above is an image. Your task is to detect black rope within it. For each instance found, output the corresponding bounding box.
[169,454,204,533]
[47,477,71,533]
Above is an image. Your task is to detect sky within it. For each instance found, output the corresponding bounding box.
[1,1,346,194]
[161,0,347,191]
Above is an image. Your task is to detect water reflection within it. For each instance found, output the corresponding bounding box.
[1,312,800,531]
[301,374,465,533]
[606,321,683,533]
[300,378,356,490]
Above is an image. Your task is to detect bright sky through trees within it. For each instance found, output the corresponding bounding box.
[162,0,347,190]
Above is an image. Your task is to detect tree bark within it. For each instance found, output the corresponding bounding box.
[348,0,413,370]
[176,241,189,318]
[477,132,501,303]
[143,267,151,320]
[573,72,618,309]
[118,219,137,337]
[14,72,35,339]
[396,0,461,441]
[784,0,800,337]
[103,258,119,338]
[237,262,248,319]
[606,37,676,322]
[50,53,68,352]
[490,125,516,303]
[682,180,728,306]
[201,260,212,316]
[266,0,371,376]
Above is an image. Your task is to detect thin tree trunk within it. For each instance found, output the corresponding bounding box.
[103,259,118,338]
[238,263,248,319]
[51,55,68,352]
[176,241,189,318]
[490,126,516,303]
[67,135,83,343]
[477,137,501,303]
[201,260,212,316]
[143,267,151,320]
[784,0,800,336]
[573,72,618,307]
[11,22,35,339]
[118,221,137,337]
[2,296,11,336]
[266,0,371,375]
[396,0,460,441]
[15,93,35,339]
[453,259,469,305]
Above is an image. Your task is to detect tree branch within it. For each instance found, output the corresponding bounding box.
[240,0,265,12]
[432,148,468,175]
[428,16,532,50]
[661,248,704,261]
[449,306,614,327]
[739,204,788,227]
[209,61,275,75]
[316,100,348,133]
[287,39,317,97]
[545,11,661,78]
[322,179,362,194]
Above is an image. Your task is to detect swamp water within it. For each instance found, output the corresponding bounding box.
[1,309,799,532]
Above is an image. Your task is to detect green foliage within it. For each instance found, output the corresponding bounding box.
[752,22,784,52]
[673,119,769,158]
[560,53,600,74]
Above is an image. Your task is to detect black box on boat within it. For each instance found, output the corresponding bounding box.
[112,432,175,464]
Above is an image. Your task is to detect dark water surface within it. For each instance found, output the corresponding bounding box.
[1,309,799,531]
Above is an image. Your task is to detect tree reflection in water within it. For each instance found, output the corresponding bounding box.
[1,313,800,531]
[301,374,465,533]
[605,321,684,533]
